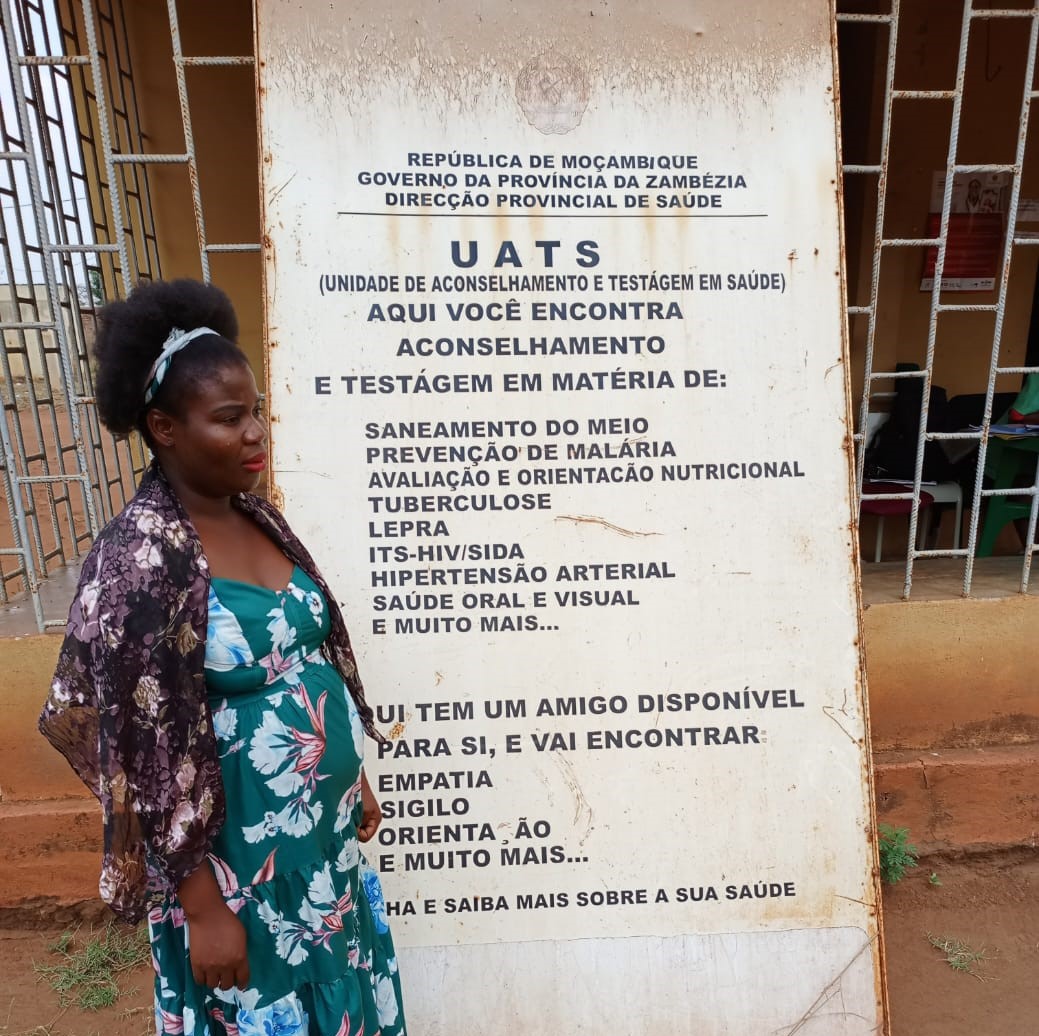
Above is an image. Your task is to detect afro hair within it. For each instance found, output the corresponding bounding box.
[93,278,241,435]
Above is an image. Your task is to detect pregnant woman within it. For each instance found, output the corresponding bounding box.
[40,278,406,1036]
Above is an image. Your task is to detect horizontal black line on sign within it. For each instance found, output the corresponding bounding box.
[335,210,770,220]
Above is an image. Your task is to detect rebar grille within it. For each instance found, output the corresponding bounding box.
[0,0,258,630]
[839,0,1039,597]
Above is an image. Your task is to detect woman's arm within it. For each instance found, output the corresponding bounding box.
[357,770,382,843]
[42,517,229,924]
[178,864,250,990]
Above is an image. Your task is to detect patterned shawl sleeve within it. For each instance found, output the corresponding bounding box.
[38,474,225,923]
[235,493,386,744]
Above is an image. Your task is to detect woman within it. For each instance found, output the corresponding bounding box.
[39,279,406,1036]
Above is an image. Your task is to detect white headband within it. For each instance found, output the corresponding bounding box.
[143,326,217,405]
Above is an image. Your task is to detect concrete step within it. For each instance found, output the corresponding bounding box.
[0,799,101,921]
[874,743,1039,855]
[3,744,1038,921]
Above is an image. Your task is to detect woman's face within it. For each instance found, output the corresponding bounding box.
[150,361,268,498]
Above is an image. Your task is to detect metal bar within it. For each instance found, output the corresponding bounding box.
[0,0,263,621]
[52,1,139,527]
[16,53,88,65]
[20,5,100,569]
[112,0,164,286]
[0,105,46,601]
[847,0,1039,594]
[963,1,1039,596]
[952,163,1018,173]
[16,472,103,483]
[836,13,892,23]
[892,90,955,99]
[862,491,920,501]
[881,237,941,247]
[903,0,975,600]
[0,0,171,619]
[0,0,100,578]
[75,0,155,514]
[109,151,189,163]
[80,0,132,296]
[0,421,41,619]
[95,1,141,285]
[971,8,1039,18]
[851,0,902,505]
[43,241,119,251]
[869,369,928,380]
[166,0,210,281]
[1019,462,1039,592]
[0,341,42,623]
[205,242,261,253]
[980,486,1039,499]
[179,55,253,66]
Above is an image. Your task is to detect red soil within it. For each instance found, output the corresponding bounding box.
[1,854,1037,1035]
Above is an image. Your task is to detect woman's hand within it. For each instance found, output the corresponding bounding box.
[178,863,250,990]
[358,770,382,843]
[186,905,250,990]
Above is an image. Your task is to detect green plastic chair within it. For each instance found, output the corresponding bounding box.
[977,375,1039,557]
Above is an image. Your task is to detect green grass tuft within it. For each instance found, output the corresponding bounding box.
[925,933,991,978]
[33,924,150,1011]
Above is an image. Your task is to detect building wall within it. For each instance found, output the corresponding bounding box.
[5,590,1036,915]
[6,596,1034,799]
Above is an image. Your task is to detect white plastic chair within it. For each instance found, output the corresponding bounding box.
[919,481,963,551]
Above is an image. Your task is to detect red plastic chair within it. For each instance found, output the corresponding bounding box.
[860,481,934,563]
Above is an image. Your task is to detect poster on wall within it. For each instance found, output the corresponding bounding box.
[921,170,1010,291]
[256,2,883,1032]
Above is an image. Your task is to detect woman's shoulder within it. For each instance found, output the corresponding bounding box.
[78,471,200,587]
[63,478,207,652]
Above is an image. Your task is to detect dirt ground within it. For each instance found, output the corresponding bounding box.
[1,854,1037,1035]
[880,853,1039,1035]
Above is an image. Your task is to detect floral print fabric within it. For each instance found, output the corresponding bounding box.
[151,568,405,1036]
[38,463,382,923]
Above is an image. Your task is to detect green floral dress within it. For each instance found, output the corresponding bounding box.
[149,565,406,1036]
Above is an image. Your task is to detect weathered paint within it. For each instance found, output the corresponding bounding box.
[256,1,883,1031]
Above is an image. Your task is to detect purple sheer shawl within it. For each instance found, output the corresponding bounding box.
[39,464,380,922]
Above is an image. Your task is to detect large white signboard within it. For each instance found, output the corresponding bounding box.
[257,1,884,1031]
